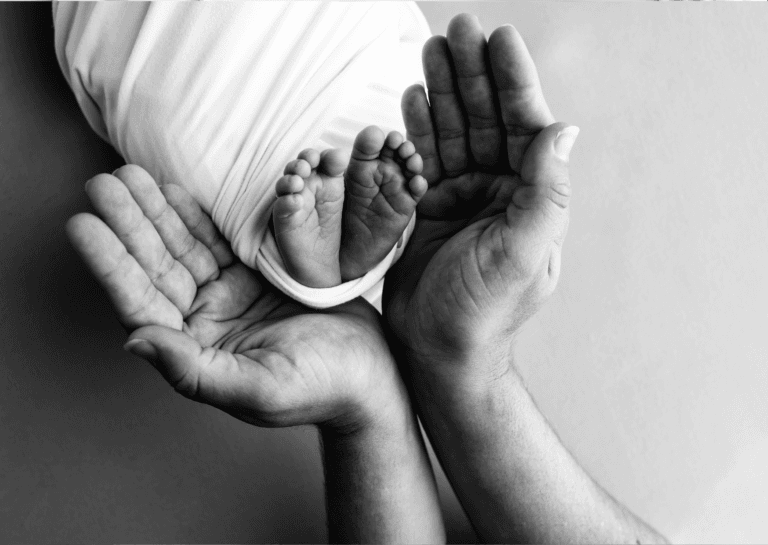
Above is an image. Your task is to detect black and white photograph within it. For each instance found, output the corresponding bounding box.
[1,1,766,542]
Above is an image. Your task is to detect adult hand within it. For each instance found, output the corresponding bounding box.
[66,165,444,542]
[67,165,397,431]
[381,15,666,544]
[385,14,579,379]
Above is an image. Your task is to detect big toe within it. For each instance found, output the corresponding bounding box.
[352,125,386,159]
[319,148,349,177]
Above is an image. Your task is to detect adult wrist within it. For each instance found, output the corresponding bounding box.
[399,335,518,393]
[320,354,415,445]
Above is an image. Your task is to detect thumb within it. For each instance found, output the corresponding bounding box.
[124,325,236,405]
[511,122,579,233]
[504,122,579,287]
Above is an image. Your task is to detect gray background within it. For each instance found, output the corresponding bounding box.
[1,2,766,542]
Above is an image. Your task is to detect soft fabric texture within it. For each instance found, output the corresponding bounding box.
[54,1,430,308]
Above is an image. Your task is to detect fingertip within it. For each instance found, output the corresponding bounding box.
[488,24,520,46]
[65,212,94,247]
[112,163,147,180]
[401,85,428,118]
[402,82,426,101]
[448,13,482,31]
[554,125,580,162]
[519,122,574,207]
[447,13,485,51]
[423,35,449,59]
[84,172,117,195]
[124,338,158,362]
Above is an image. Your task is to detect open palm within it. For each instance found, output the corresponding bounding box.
[384,16,576,364]
[67,165,395,429]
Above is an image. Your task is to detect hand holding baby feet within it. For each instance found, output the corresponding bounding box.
[340,126,428,281]
[273,148,348,288]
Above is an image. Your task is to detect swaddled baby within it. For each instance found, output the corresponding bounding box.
[54,1,431,308]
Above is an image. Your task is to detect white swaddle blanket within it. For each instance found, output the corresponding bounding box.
[54,2,430,309]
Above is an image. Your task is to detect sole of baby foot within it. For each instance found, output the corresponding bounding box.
[340,126,428,281]
[273,148,347,288]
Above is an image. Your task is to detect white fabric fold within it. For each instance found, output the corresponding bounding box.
[54,1,430,308]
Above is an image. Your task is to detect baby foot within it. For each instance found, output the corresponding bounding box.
[272,148,347,288]
[340,126,428,281]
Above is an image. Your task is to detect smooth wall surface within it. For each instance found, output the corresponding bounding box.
[1,3,766,543]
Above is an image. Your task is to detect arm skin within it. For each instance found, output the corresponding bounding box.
[384,14,667,543]
[66,166,444,543]
[405,354,667,544]
[321,392,442,543]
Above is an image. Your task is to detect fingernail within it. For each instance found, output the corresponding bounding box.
[554,126,580,161]
[84,178,93,192]
[124,339,158,362]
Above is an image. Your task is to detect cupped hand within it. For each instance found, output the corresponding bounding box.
[67,165,400,432]
[384,15,579,375]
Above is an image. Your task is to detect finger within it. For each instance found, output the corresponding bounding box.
[508,122,578,244]
[446,14,503,168]
[402,84,441,184]
[124,325,246,405]
[160,184,235,269]
[67,213,183,331]
[85,172,196,314]
[125,325,285,426]
[423,35,469,177]
[488,25,555,172]
[112,165,220,287]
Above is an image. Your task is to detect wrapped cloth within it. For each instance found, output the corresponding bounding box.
[54,1,430,308]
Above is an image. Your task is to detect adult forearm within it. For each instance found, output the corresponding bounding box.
[319,394,445,544]
[408,357,667,544]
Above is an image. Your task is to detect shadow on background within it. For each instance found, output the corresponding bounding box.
[1,4,331,542]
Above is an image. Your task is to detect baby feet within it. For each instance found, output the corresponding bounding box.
[273,126,426,289]
[340,126,427,281]
[272,148,347,288]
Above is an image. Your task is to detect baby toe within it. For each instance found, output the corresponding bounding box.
[273,192,305,219]
[297,148,321,169]
[275,174,305,196]
[397,140,416,160]
[385,130,404,151]
[284,158,312,178]
[408,174,429,201]
[405,152,424,175]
